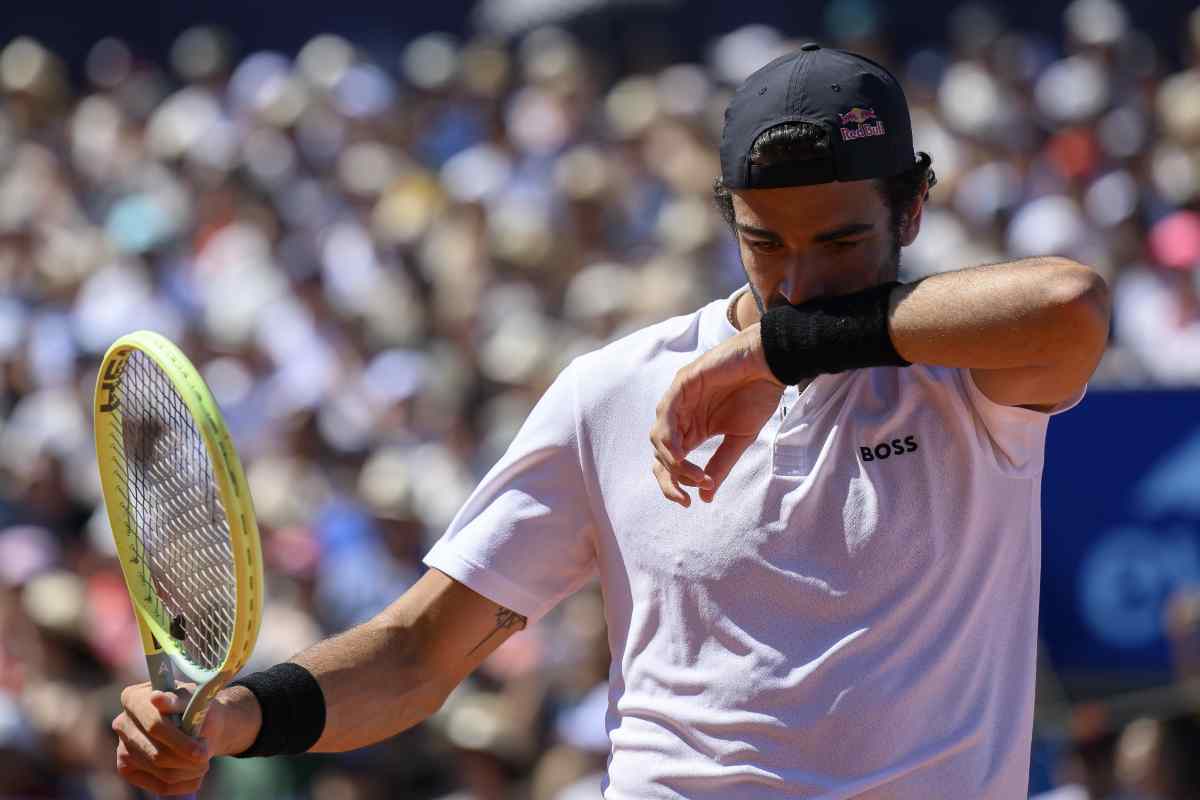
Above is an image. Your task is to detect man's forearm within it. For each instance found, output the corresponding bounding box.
[212,614,445,756]
[208,569,526,757]
[886,257,1109,371]
[888,257,1108,374]
[295,615,448,752]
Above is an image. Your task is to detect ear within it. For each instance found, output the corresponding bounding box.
[897,180,928,246]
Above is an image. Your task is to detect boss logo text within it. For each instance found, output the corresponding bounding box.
[860,435,919,462]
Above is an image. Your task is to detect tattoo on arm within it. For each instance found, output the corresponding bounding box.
[467,607,528,657]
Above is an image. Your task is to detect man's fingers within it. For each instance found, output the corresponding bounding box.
[114,683,211,797]
[143,713,207,761]
[115,733,208,775]
[119,767,204,797]
[165,777,206,797]
[652,459,691,507]
[651,443,711,490]
[118,687,208,762]
[650,411,689,461]
[117,741,207,784]
[112,714,207,770]
[654,372,705,451]
[700,434,756,502]
[149,689,189,716]
[117,761,203,797]
[118,766,171,796]
[650,415,711,488]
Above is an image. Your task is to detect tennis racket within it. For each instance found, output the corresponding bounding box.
[94,331,263,798]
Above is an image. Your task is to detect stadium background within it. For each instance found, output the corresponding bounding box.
[1,0,1199,796]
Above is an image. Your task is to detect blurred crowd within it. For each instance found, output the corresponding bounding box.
[2,0,1200,797]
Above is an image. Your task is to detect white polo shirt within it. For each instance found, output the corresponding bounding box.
[424,287,1081,799]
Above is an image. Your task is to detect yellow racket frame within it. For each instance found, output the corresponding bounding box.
[94,330,263,735]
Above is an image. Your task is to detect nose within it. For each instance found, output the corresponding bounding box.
[775,261,825,307]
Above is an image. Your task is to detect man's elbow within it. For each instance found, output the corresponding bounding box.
[1043,258,1111,363]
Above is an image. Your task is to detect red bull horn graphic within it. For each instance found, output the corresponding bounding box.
[838,106,886,141]
[838,107,877,125]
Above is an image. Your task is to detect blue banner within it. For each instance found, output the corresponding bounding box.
[1040,390,1200,683]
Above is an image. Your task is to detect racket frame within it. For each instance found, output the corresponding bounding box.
[95,330,263,736]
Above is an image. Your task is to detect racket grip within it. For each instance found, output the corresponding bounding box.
[145,651,183,723]
[146,651,177,693]
[144,653,197,799]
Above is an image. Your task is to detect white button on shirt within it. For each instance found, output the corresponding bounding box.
[425,286,1083,799]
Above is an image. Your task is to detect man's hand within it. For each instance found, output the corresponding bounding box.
[650,324,785,506]
[113,682,255,796]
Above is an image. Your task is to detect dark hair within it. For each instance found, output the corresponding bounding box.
[712,122,936,239]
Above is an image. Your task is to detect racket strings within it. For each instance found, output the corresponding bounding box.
[116,351,237,673]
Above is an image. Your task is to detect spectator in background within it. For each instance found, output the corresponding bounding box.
[1114,715,1200,800]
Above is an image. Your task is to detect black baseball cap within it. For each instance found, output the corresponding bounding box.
[720,43,917,190]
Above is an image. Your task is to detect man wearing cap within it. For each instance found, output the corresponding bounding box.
[113,46,1109,799]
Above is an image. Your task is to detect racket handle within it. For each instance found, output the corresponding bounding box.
[144,652,198,800]
[145,651,183,725]
[145,651,177,693]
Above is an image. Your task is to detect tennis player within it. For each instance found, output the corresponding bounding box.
[113,45,1110,798]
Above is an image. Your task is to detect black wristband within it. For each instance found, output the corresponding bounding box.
[759,282,910,385]
[228,662,326,758]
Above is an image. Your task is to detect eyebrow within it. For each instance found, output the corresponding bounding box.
[735,221,876,243]
[735,223,782,241]
[811,222,875,243]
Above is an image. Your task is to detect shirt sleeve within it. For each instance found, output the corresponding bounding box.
[422,360,598,623]
[954,367,1086,476]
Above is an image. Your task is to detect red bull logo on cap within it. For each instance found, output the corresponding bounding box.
[838,106,885,141]
[839,107,877,125]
